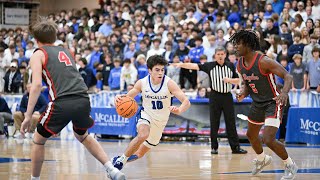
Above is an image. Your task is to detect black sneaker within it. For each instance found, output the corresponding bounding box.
[232,146,248,154]
[211,149,218,154]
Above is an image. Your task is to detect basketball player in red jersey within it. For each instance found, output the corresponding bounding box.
[20,20,125,180]
[230,30,298,180]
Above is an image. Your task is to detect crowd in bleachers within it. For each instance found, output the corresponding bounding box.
[0,0,320,97]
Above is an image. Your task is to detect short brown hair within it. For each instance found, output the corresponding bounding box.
[31,19,57,44]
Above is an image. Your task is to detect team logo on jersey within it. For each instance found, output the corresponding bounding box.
[242,73,259,82]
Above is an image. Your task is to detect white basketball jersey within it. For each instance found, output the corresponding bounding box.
[141,75,173,122]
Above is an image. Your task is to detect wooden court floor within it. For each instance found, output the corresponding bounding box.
[0,137,319,180]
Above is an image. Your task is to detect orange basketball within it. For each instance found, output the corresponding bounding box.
[115,95,138,118]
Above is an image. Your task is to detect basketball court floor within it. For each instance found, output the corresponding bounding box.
[0,137,319,180]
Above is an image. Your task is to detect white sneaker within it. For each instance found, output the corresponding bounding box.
[13,132,22,138]
[108,167,126,180]
[281,162,298,180]
[27,133,34,139]
[252,155,272,175]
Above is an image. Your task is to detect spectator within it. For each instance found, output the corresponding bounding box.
[0,96,11,137]
[272,0,284,15]
[204,35,217,62]
[275,55,290,85]
[167,55,181,85]
[108,59,122,91]
[0,35,7,49]
[25,41,35,60]
[279,22,293,46]
[120,59,137,91]
[3,62,21,93]
[290,54,307,91]
[88,45,102,73]
[293,14,306,32]
[2,45,19,71]
[196,87,208,98]
[17,48,28,66]
[306,47,320,90]
[136,54,148,80]
[228,5,241,26]
[212,12,228,35]
[99,53,114,90]
[303,34,320,63]
[263,18,279,38]
[162,41,174,63]
[288,32,305,60]
[146,38,165,60]
[188,36,204,63]
[277,40,290,63]
[78,58,97,91]
[293,1,307,22]
[112,44,124,61]
[175,39,189,61]
[13,83,47,138]
[134,40,148,59]
[124,42,136,61]
[179,56,197,91]
[197,55,210,90]
[267,34,282,60]
[215,29,227,47]
[98,16,113,37]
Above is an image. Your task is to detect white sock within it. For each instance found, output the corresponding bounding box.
[257,152,266,161]
[31,175,40,180]
[283,157,294,165]
[103,161,114,172]
[119,154,129,164]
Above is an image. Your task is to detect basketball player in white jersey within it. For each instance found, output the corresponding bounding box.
[112,55,191,170]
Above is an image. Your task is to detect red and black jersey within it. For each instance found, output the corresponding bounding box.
[35,46,88,101]
[237,52,280,103]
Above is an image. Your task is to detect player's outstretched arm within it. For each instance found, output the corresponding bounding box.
[260,56,293,106]
[168,80,191,115]
[171,62,200,70]
[21,50,44,136]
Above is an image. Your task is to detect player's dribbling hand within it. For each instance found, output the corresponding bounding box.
[272,92,288,106]
[114,95,126,104]
[169,106,181,115]
[20,116,31,138]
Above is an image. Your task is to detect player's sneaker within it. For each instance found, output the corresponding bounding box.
[252,155,272,175]
[112,156,124,170]
[281,162,298,180]
[107,167,126,180]
[127,155,138,162]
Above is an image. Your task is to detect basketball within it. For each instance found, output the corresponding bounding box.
[115,95,138,118]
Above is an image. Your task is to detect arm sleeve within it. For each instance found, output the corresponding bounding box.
[198,62,213,74]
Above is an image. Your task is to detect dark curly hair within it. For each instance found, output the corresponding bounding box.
[229,30,260,51]
[147,55,168,70]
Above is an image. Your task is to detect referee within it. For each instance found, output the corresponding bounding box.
[173,46,247,154]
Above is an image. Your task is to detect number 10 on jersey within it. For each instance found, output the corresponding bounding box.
[151,101,163,110]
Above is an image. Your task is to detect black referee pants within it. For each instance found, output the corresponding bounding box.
[209,91,240,150]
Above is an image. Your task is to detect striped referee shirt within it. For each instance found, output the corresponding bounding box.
[198,61,238,93]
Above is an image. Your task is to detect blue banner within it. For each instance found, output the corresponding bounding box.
[89,108,137,136]
[286,107,320,145]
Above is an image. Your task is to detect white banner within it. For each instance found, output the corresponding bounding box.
[5,8,29,25]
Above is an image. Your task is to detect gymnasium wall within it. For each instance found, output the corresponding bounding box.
[39,0,100,16]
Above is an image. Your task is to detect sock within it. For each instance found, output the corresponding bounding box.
[257,152,266,161]
[119,154,129,164]
[283,157,294,165]
[103,161,114,172]
[31,175,40,180]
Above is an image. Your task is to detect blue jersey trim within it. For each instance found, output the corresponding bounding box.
[148,75,165,93]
